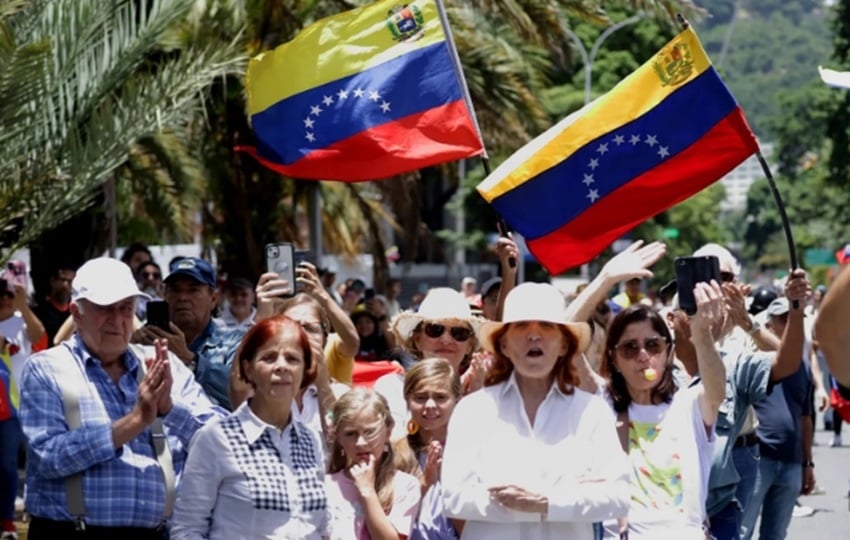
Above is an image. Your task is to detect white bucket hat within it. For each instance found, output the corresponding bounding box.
[72,257,150,306]
[478,282,590,354]
[390,287,482,342]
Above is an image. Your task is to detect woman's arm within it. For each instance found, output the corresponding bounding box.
[565,241,666,323]
[170,425,223,540]
[690,282,727,427]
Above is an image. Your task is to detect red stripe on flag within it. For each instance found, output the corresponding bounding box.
[528,109,757,274]
[239,101,483,182]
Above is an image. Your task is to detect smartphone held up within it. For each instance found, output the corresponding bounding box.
[265,242,296,297]
[674,256,721,316]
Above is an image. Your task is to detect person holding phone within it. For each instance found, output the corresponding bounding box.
[598,285,726,538]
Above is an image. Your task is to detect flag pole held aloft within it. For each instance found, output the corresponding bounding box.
[241,0,485,182]
[477,23,759,275]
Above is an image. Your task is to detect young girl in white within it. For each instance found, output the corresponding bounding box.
[326,388,421,539]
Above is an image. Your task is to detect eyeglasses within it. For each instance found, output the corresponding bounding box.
[614,336,669,359]
[720,271,735,283]
[141,272,162,279]
[298,321,326,336]
[423,322,473,342]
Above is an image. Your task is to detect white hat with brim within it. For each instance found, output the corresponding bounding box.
[478,282,591,354]
[72,257,151,306]
[390,287,483,341]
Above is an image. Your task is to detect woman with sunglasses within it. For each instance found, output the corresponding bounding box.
[441,282,629,539]
[598,282,726,539]
[377,288,485,439]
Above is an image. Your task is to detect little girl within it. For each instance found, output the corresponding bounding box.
[393,358,463,540]
[326,388,421,539]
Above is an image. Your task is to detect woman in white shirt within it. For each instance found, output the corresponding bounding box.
[598,282,726,539]
[172,315,328,540]
[441,282,630,540]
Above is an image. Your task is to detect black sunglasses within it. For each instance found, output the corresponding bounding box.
[720,271,735,283]
[614,336,669,359]
[141,272,162,279]
[423,322,473,342]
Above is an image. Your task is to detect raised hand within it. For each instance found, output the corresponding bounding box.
[600,240,667,283]
[255,271,292,321]
[423,440,443,489]
[690,281,725,341]
[784,269,811,309]
[350,454,378,499]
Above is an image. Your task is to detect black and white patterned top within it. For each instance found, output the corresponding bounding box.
[171,402,328,540]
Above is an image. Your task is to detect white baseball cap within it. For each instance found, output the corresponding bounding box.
[72,257,150,306]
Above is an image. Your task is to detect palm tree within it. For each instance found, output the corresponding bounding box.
[0,0,244,292]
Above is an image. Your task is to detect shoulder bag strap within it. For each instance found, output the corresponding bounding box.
[128,344,176,520]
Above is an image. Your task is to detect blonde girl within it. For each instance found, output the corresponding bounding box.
[394,358,463,540]
[326,388,421,540]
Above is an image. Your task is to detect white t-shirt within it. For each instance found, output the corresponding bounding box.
[0,313,32,400]
[603,385,715,539]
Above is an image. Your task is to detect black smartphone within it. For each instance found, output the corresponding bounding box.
[265,242,296,297]
[146,300,171,330]
[294,249,311,267]
[675,256,721,315]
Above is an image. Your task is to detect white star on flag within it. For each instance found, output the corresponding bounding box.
[304,117,314,129]
[337,89,349,100]
[587,189,600,203]
[353,88,365,98]
[613,135,625,145]
[369,90,381,102]
[596,143,609,155]
[645,134,658,147]
[306,132,315,142]
[589,158,599,170]
[582,174,595,186]
[630,134,641,145]
[657,146,670,158]
[310,105,322,116]
[322,95,334,106]
[380,101,391,113]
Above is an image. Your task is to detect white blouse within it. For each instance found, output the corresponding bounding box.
[171,403,328,540]
[441,373,630,540]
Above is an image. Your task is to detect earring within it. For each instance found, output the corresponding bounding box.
[406,419,419,435]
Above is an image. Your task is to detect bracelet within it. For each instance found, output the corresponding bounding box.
[802,460,815,468]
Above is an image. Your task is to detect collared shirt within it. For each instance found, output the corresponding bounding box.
[190,320,246,410]
[20,335,225,528]
[701,349,772,516]
[215,307,256,332]
[441,373,630,540]
[171,402,328,540]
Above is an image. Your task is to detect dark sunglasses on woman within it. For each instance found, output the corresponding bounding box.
[423,322,473,342]
[614,336,669,359]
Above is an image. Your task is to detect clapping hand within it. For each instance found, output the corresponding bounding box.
[423,440,443,490]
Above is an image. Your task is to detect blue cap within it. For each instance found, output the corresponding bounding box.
[165,257,216,288]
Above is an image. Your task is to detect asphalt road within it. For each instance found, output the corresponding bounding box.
[784,427,849,539]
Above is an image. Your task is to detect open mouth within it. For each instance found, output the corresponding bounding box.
[527,347,544,357]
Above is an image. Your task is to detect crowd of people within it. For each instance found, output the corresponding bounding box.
[0,236,847,540]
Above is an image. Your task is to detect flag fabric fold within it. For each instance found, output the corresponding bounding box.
[477,26,758,274]
[243,0,484,182]
[819,65,850,90]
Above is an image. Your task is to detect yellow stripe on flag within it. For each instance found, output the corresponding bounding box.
[477,27,712,202]
[247,0,446,115]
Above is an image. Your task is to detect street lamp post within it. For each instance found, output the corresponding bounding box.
[563,12,646,280]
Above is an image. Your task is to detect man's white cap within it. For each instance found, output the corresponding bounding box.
[72,257,150,306]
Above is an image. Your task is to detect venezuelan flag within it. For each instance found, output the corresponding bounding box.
[244,0,484,182]
[477,27,758,274]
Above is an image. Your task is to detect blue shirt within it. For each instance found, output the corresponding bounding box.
[703,349,773,516]
[754,359,813,463]
[190,320,246,410]
[20,335,225,528]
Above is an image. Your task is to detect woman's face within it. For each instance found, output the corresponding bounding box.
[283,303,326,360]
[337,409,391,466]
[612,319,670,394]
[413,318,475,370]
[354,315,376,337]
[242,325,305,404]
[499,321,568,381]
[407,378,457,434]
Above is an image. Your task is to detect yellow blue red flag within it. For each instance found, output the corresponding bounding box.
[243,0,484,182]
[477,26,758,274]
